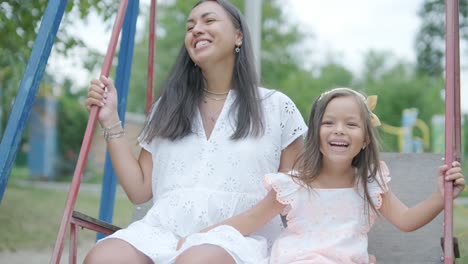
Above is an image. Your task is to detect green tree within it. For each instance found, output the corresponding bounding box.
[415,0,468,77]
[282,61,355,117]
[55,79,89,178]
[0,0,115,135]
[359,51,444,151]
[125,0,319,118]
[84,0,451,154]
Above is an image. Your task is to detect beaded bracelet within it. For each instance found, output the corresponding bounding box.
[102,120,125,141]
[105,130,125,140]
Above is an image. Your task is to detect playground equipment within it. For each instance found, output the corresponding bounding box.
[0,0,462,263]
[0,0,152,262]
[380,108,431,153]
[443,1,462,260]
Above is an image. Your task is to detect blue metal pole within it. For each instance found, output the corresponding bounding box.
[96,0,139,240]
[0,0,67,202]
[0,87,3,138]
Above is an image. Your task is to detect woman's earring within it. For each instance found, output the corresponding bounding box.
[362,145,366,150]
[235,46,240,53]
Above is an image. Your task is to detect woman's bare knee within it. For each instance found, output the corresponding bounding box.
[175,244,235,264]
[83,238,152,264]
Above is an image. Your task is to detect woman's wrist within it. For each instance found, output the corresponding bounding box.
[100,114,121,129]
[100,115,125,141]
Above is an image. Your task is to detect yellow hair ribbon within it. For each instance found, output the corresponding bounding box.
[366,95,381,127]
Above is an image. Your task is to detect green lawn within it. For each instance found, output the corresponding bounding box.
[0,182,134,251]
[461,190,468,198]
[455,204,468,263]
[1,169,467,261]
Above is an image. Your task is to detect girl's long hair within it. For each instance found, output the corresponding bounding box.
[140,0,263,142]
[293,88,384,216]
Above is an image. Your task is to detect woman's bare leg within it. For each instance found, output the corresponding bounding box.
[83,238,152,264]
[174,244,235,264]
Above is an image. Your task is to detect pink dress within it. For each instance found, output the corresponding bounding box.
[264,162,390,264]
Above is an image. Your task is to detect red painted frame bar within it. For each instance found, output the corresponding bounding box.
[146,0,157,113]
[50,1,129,263]
[69,223,77,264]
[443,0,460,263]
[453,1,462,163]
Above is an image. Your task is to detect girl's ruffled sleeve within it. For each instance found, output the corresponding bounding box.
[263,172,301,215]
[369,161,392,209]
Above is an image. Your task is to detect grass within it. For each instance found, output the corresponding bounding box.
[455,204,468,263]
[2,165,467,261]
[0,182,134,252]
[9,165,103,184]
[461,190,468,198]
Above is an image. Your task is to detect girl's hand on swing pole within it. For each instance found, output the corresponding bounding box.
[437,161,465,199]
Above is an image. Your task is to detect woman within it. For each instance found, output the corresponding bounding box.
[84,0,307,263]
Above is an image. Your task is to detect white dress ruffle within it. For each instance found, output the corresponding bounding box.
[264,163,391,264]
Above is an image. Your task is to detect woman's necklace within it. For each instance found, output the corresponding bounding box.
[203,93,227,103]
[201,88,229,121]
[203,88,229,95]
[202,88,229,103]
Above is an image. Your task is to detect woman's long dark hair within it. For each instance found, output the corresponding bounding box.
[140,0,263,142]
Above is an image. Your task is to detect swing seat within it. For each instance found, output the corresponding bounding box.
[73,152,460,263]
[70,211,121,235]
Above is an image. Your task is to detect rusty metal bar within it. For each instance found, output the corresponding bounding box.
[49,1,129,263]
[443,0,460,263]
[146,0,158,113]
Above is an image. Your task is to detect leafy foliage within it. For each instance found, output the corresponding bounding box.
[0,0,115,135]
[2,0,463,166]
[55,80,88,177]
[124,0,454,153]
[358,51,445,151]
[125,0,319,116]
[415,0,468,77]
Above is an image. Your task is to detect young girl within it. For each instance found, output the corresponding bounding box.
[177,87,465,263]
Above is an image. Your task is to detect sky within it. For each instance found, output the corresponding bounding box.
[284,0,423,72]
[48,0,467,112]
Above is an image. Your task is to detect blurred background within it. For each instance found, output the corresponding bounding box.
[0,0,467,262]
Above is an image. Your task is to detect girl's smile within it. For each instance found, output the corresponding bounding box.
[320,96,366,163]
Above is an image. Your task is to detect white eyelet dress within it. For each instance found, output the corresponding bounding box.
[100,87,308,264]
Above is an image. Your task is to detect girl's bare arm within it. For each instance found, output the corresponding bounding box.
[200,190,285,235]
[177,190,285,249]
[380,162,465,232]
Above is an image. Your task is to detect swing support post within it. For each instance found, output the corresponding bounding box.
[146,0,157,113]
[443,0,461,263]
[50,1,128,263]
